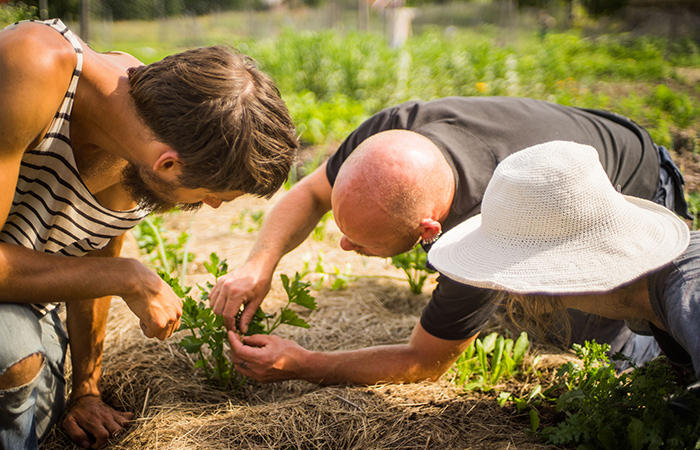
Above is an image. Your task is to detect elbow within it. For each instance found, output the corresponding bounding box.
[405,360,451,383]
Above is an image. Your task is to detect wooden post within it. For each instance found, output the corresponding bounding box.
[358,0,369,31]
[39,0,48,20]
[80,0,90,43]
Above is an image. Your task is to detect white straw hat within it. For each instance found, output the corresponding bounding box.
[428,140,690,294]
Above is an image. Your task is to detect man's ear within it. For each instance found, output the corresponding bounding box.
[418,218,442,242]
[152,149,182,178]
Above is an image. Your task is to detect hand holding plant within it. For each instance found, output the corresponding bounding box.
[171,253,317,390]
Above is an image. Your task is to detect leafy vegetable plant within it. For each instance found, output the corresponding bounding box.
[391,245,436,294]
[172,253,317,390]
[539,340,700,450]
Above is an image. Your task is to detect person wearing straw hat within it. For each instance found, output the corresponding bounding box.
[214,96,692,385]
[429,140,698,377]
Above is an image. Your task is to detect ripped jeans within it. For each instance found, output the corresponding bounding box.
[0,304,68,450]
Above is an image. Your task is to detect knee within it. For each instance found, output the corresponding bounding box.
[0,352,44,390]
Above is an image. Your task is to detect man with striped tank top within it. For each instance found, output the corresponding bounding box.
[0,19,298,450]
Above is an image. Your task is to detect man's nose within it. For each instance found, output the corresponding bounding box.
[202,197,223,208]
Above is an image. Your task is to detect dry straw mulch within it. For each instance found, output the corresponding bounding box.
[43,195,567,450]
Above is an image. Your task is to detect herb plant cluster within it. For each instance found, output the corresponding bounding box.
[540,341,700,450]
[168,253,317,390]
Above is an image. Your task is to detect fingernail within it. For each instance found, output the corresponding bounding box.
[81,441,90,448]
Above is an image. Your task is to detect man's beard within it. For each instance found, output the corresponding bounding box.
[121,163,203,214]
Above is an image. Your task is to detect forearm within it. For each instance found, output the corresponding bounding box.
[299,344,451,385]
[66,296,111,400]
[246,185,331,273]
[0,242,145,304]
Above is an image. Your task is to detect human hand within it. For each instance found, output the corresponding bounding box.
[209,265,272,333]
[227,331,304,383]
[122,264,182,340]
[63,395,133,449]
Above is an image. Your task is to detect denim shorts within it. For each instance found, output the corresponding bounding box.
[0,303,68,450]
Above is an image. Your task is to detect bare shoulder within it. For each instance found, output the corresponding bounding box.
[0,21,77,157]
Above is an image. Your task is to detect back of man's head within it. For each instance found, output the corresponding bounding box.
[333,130,451,254]
[128,45,298,198]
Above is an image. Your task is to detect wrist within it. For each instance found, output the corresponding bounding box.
[68,386,101,407]
[117,258,156,302]
[298,349,333,384]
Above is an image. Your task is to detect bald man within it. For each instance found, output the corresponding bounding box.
[210,96,691,384]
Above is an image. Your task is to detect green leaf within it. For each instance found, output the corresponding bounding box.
[627,417,645,450]
[512,332,529,366]
[178,335,203,354]
[279,308,310,329]
[597,426,617,450]
[481,332,497,354]
[529,409,540,431]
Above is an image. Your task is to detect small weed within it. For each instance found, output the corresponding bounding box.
[539,341,700,449]
[391,245,436,294]
[132,215,194,279]
[231,209,265,233]
[449,331,530,392]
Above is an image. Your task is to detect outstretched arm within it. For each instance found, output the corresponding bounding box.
[228,322,476,385]
[210,162,333,332]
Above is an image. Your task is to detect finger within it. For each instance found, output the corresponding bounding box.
[209,283,222,310]
[241,333,271,347]
[238,304,258,334]
[140,321,155,339]
[228,331,249,357]
[63,416,92,449]
[90,424,111,449]
[235,360,253,376]
[103,416,123,437]
[115,411,134,426]
[172,317,181,334]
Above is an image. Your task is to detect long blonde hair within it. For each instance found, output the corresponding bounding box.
[496,291,571,345]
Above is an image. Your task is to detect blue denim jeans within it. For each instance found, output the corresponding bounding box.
[0,304,68,450]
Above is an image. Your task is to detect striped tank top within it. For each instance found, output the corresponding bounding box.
[0,19,149,314]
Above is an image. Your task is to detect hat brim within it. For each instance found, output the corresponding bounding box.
[428,196,690,294]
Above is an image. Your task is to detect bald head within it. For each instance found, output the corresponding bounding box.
[332,130,454,257]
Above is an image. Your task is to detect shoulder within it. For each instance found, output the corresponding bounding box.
[0,21,77,76]
[0,21,77,155]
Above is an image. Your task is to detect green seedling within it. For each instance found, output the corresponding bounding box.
[391,245,436,294]
[132,215,194,279]
[311,211,333,242]
[231,208,265,233]
[303,251,354,291]
[450,331,530,392]
[173,252,317,390]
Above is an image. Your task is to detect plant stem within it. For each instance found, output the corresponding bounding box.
[189,327,212,381]
[144,217,172,274]
[179,213,197,281]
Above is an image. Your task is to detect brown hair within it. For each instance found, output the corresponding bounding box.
[127,45,298,198]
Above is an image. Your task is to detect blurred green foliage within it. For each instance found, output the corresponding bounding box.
[0,2,37,26]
